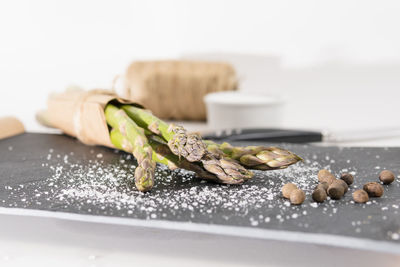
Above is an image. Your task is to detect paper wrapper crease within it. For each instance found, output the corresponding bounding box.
[42,89,141,148]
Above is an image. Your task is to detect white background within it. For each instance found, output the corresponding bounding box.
[1,0,400,137]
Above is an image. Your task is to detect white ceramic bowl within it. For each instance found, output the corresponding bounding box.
[204,92,284,131]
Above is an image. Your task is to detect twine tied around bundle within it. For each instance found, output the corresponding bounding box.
[121,61,238,121]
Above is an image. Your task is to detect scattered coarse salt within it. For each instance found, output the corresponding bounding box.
[391,233,400,240]
[250,220,259,226]
[3,145,399,244]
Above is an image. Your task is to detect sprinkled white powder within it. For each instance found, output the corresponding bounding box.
[391,233,400,240]
[250,220,259,226]
[32,149,326,224]
[3,144,399,244]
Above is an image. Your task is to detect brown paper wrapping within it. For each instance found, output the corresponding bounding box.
[121,60,238,121]
[43,89,140,148]
[0,117,25,140]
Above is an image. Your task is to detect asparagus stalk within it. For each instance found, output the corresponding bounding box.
[204,140,302,170]
[200,152,253,184]
[110,128,176,169]
[110,129,221,183]
[122,105,253,184]
[121,105,205,162]
[105,104,155,192]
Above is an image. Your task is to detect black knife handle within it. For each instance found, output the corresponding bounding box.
[203,128,323,143]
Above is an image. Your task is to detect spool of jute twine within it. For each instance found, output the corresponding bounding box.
[121,61,238,121]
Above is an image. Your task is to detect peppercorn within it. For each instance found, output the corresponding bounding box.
[315,182,329,192]
[318,169,336,185]
[379,170,395,185]
[353,189,369,203]
[290,189,305,205]
[312,188,327,203]
[327,180,345,200]
[363,182,384,197]
[340,173,354,185]
[282,183,298,199]
[336,179,349,194]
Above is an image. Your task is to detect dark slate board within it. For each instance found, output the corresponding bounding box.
[0,133,399,252]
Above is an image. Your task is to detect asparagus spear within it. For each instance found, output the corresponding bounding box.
[110,129,222,183]
[121,105,205,162]
[122,105,253,184]
[110,128,176,169]
[200,152,253,184]
[105,104,155,192]
[204,140,302,170]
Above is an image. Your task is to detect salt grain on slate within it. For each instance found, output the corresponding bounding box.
[392,233,400,240]
[3,144,400,244]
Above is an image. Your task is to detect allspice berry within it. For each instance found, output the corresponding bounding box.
[336,179,349,194]
[353,189,369,203]
[290,189,306,205]
[282,183,298,199]
[340,173,354,185]
[327,180,345,200]
[363,182,384,197]
[316,182,329,192]
[379,170,395,185]
[318,169,336,185]
[312,188,327,203]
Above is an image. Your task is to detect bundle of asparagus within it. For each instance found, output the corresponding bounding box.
[38,89,302,192]
[104,104,302,192]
